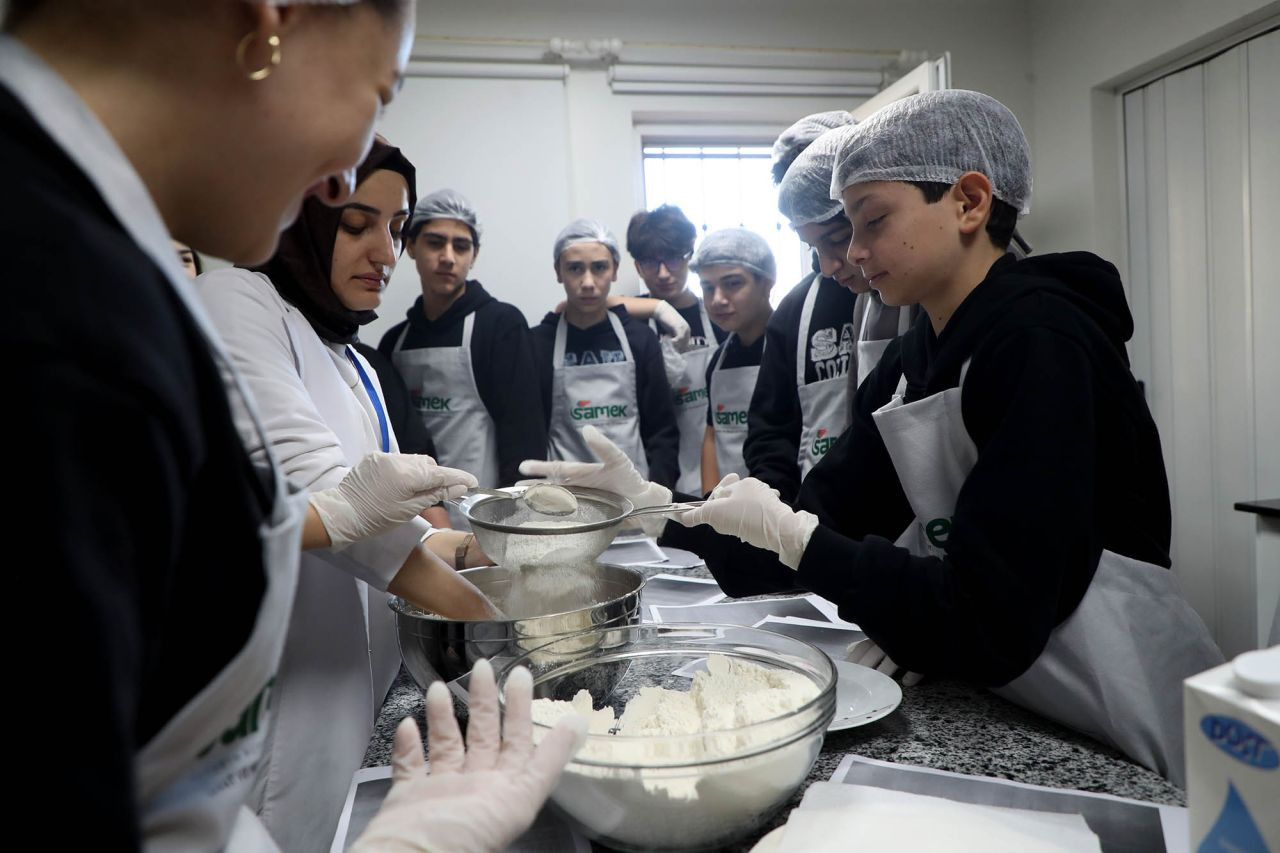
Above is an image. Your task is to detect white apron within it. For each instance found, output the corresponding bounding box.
[854,291,915,388]
[392,312,500,527]
[549,313,648,477]
[796,278,852,478]
[0,37,307,851]
[709,333,763,482]
[871,362,1224,786]
[652,300,717,494]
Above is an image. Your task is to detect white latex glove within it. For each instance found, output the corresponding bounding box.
[310,452,478,550]
[350,658,587,853]
[847,638,923,687]
[675,473,819,570]
[651,300,692,352]
[658,335,687,388]
[518,425,672,538]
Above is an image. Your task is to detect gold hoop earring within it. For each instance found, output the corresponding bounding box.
[236,32,281,81]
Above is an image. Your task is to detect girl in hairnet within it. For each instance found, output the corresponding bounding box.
[520,91,1222,786]
[198,139,502,851]
[530,219,680,488]
[692,228,776,493]
[380,189,547,521]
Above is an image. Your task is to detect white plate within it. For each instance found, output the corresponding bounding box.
[828,658,902,731]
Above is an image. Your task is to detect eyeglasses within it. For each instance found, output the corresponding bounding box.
[636,252,692,276]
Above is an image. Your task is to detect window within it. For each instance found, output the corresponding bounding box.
[642,145,811,306]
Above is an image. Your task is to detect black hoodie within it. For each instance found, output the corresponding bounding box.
[377,282,546,486]
[668,252,1171,687]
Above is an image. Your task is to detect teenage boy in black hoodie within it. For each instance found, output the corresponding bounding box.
[379,189,546,494]
[520,91,1221,785]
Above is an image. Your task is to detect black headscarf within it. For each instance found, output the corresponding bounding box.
[254,138,417,344]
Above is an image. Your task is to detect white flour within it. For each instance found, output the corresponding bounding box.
[500,520,605,619]
[529,654,822,847]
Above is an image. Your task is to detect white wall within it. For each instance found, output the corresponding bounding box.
[363,0,1032,343]
[1027,0,1278,260]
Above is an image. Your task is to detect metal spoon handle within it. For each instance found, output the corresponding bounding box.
[624,501,706,518]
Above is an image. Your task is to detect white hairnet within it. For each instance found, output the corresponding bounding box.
[830,90,1032,215]
[692,228,776,281]
[553,219,620,266]
[771,111,855,180]
[410,188,482,241]
[777,123,859,227]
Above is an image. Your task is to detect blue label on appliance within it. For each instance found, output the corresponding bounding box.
[1200,715,1279,769]
[1198,783,1268,853]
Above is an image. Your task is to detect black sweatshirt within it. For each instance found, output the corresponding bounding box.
[666,253,1172,687]
[530,306,681,488]
[7,86,272,848]
[743,272,856,502]
[352,342,437,457]
[377,283,546,485]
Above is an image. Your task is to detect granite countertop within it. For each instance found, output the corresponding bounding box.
[363,559,1184,850]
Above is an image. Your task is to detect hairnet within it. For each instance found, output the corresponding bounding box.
[409,188,482,243]
[830,90,1032,215]
[553,219,620,266]
[771,110,855,179]
[691,228,776,281]
[777,124,858,227]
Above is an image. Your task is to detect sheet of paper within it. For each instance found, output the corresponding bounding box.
[599,535,667,566]
[777,783,1100,852]
[648,595,830,627]
[828,754,1188,853]
[330,766,591,853]
[752,616,866,661]
[640,573,724,614]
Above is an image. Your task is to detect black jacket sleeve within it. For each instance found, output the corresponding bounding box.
[794,327,1105,686]
[474,306,549,484]
[743,279,807,502]
[628,322,681,489]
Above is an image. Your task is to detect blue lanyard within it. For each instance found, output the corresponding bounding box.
[346,347,390,452]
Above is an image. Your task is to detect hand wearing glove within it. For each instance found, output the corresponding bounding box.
[675,473,819,570]
[350,658,587,853]
[519,425,672,538]
[310,452,478,550]
[658,336,687,388]
[651,300,693,352]
[847,638,923,686]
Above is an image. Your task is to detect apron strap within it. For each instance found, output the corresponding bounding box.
[392,321,410,353]
[796,276,821,386]
[461,311,476,348]
[346,347,390,452]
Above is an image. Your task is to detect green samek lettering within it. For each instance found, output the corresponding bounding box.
[418,396,452,412]
[925,517,952,549]
[811,436,835,457]
[572,404,629,420]
[675,386,709,405]
[714,410,749,426]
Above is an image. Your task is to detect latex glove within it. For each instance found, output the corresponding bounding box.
[658,336,687,388]
[676,473,819,570]
[310,452,478,550]
[350,658,587,853]
[518,425,672,538]
[651,300,693,352]
[847,638,923,686]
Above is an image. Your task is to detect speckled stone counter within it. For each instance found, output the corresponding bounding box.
[363,558,1184,850]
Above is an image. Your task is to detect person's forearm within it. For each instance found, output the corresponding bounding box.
[301,504,332,550]
[387,546,500,618]
[700,425,720,495]
[425,528,493,569]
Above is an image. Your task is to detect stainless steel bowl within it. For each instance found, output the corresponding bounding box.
[458,485,635,567]
[388,563,646,687]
